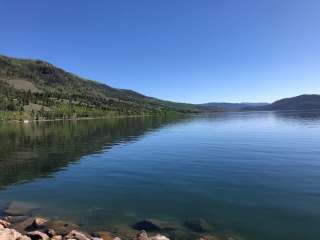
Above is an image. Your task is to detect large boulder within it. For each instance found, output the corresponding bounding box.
[183,218,212,233]
[132,219,176,232]
[0,228,22,240]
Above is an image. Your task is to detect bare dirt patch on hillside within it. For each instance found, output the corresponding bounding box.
[5,79,42,93]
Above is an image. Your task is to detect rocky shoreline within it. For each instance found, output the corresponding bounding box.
[0,217,171,240]
[0,202,241,240]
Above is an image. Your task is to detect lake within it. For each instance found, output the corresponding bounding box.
[1,111,320,240]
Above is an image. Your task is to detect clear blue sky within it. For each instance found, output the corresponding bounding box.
[1,0,319,103]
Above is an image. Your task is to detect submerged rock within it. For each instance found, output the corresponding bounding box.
[223,233,243,240]
[44,220,79,236]
[4,202,38,216]
[184,218,212,233]
[199,235,221,240]
[132,219,176,232]
[111,225,138,239]
[2,216,29,224]
[11,217,36,233]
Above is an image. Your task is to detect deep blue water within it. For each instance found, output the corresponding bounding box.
[1,111,320,240]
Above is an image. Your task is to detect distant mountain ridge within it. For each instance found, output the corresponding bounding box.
[247,94,320,111]
[198,102,269,111]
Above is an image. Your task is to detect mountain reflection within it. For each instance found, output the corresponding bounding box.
[0,116,180,189]
[273,110,320,125]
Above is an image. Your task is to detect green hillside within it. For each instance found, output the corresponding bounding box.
[0,55,198,120]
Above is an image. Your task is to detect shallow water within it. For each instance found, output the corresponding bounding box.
[1,112,320,239]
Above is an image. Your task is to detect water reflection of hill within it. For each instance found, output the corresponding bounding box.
[273,110,320,125]
[0,116,180,189]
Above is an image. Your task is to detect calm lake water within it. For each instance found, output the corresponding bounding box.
[1,111,320,240]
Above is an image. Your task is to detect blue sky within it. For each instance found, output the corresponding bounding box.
[1,0,319,103]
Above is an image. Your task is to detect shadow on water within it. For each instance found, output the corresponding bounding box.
[0,116,184,190]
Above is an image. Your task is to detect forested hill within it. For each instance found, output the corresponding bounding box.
[0,55,198,120]
[247,95,320,111]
